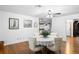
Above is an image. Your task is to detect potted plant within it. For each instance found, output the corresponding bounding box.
[41,31,50,37]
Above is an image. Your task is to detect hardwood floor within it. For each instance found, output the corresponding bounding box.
[2,42,33,54]
[0,41,64,54]
[65,37,79,54]
[0,37,79,54]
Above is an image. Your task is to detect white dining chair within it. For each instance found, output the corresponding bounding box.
[47,37,63,54]
[28,38,43,53]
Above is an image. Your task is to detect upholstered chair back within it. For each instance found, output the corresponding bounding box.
[54,38,63,53]
[29,38,36,51]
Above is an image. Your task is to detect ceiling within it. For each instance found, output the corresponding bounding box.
[0,5,79,17]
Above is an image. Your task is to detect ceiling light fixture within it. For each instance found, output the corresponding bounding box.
[47,10,61,18]
[35,5,42,8]
[47,10,53,18]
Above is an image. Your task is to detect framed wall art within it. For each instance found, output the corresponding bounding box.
[9,18,19,29]
[24,20,32,28]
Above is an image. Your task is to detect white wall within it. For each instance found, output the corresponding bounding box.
[52,14,79,41]
[1,10,79,45]
[0,13,1,40]
[0,11,39,45]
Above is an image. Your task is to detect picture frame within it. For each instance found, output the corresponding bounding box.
[9,18,19,29]
[24,20,32,28]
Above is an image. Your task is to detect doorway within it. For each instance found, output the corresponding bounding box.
[73,20,79,37]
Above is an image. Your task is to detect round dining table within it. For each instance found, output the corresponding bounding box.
[36,37,55,46]
[36,37,55,54]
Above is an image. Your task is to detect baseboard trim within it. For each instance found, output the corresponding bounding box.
[4,40,28,46]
